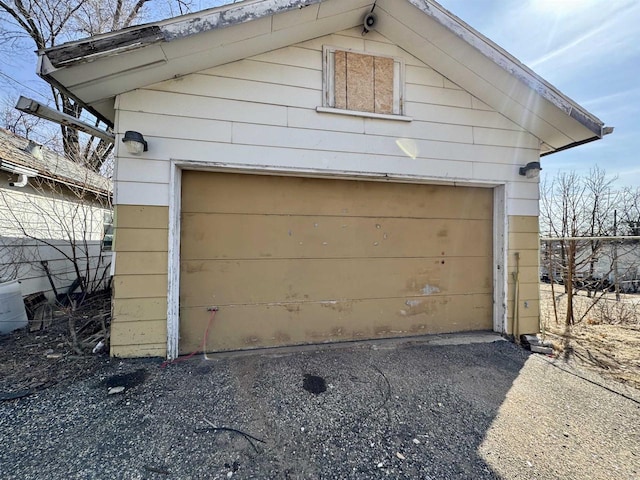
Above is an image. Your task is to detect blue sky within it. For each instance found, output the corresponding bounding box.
[1,0,638,186]
[436,0,640,187]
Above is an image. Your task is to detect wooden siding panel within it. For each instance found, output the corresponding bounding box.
[114,205,168,229]
[509,215,540,233]
[114,228,168,252]
[118,111,232,144]
[247,46,322,70]
[507,215,540,335]
[201,60,322,90]
[509,232,540,251]
[181,214,492,261]
[116,182,169,207]
[363,118,473,143]
[230,123,535,163]
[115,158,170,184]
[405,102,524,131]
[113,298,167,322]
[180,257,493,308]
[111,343,166,358]
[119,89,288,126]
[179,294,493,353]
[149,74,321,109]
[406,83,472,108]
[113,274,167,299]
[288,107,365,133]
[405,65,444,87]
[473,127,540,149]
[180,172,493,219]
[111,319,167,346]
[115,251,168,275]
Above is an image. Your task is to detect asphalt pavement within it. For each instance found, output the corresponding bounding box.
[1,333,638,479]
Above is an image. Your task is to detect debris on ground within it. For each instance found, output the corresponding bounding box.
[0,290,111,400]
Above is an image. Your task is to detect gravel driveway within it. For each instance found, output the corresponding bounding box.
[1,334,638,479]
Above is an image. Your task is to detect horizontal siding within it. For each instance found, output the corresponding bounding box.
[113,298,167,322]
[111,320,167,346]
[114,205,168,229]
[507,215,540,335]
[111,343,165,358]
[116,27,541,208]
[111,204,168,356]
[112,274,167,299]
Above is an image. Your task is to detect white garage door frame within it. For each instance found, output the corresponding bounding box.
[166,159,508,360]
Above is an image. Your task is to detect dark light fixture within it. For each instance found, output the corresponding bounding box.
[122,130,148,155]
[519,161,541,179]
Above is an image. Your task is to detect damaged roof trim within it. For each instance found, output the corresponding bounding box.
[41,0,324,69]
[409,0,606,138]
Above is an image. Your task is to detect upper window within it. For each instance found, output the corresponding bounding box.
[323,46,404,116]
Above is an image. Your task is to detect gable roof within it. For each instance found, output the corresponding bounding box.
[36,0,611,156]
[0,129,112,195]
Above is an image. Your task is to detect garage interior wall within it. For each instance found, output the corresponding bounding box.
[110,27,541,357]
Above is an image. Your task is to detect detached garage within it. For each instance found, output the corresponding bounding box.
[179,172,493,353]
[35,0,610,358]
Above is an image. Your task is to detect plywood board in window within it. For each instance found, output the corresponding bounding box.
[346,52,374,112]
[334,50,347,109]
[374,56,394,114]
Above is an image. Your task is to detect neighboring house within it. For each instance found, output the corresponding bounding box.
[0,128,112,302]
[542,240,640,292]
[35,0,610,358]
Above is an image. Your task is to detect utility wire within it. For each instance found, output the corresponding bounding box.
[0,70,51,103]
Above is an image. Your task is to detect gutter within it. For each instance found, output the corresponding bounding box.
[541,126,614,157]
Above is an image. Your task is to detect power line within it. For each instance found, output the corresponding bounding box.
[0,70,51,103]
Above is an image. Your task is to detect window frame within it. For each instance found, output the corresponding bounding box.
[321,45,408,119]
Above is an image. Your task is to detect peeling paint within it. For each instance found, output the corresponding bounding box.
[422,284,440,295]
[406,299,422,307]
[162,0,324,41]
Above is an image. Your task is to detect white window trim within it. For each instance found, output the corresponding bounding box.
[322,45,408,119]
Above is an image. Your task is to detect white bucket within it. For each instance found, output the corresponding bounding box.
[0,280,28,334]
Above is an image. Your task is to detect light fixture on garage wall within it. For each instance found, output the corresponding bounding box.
[519,161,542,179]
[122,131,148,155]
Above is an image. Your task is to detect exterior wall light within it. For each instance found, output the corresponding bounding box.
[519,161,542,179]
[122,131,148,155]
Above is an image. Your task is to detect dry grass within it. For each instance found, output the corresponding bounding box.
[540,283,640,390]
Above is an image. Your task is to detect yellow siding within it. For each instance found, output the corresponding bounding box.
[507,215,540,335]
[111,204,169,357]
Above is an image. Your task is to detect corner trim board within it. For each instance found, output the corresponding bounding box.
[493,184,508,333]
[166,161,182,359]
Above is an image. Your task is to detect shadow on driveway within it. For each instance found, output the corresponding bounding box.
[1,336,638,479]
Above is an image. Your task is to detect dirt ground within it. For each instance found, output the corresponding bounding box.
[2,285,639,399]
[0,295,109,400]
[539,283,640,390]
